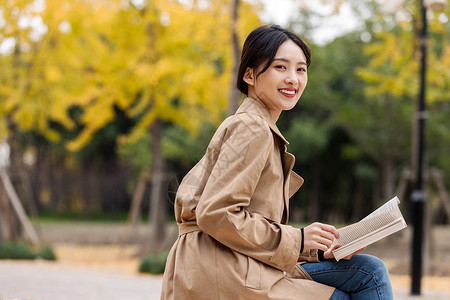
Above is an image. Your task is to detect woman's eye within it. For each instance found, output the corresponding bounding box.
[298,67,307,72]
[275,65,286,69]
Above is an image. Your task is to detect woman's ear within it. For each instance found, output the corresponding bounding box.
[243,67,255,86]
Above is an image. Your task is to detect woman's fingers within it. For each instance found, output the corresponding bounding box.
[319,223,340,239]
[323,244,341,260]
[303,222,339,252]
[319,230,337,243]
[314,235,334,248]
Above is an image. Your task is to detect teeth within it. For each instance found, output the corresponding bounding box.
[280,89,295,95]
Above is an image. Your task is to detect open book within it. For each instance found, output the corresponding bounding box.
[332,196,407,261]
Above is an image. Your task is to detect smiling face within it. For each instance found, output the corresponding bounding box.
[243,39,308,122]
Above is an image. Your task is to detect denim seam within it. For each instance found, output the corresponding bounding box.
[308,268,383,299]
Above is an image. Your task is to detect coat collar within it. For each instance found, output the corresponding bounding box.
[236,98,289,145]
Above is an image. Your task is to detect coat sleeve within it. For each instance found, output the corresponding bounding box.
[299,249,320,263]
[196,114,302,273]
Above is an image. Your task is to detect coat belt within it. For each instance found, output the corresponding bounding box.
[178,222,201,236]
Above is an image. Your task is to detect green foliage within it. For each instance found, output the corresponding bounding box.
[35,244,57,261]
[285,117,331,163]
[118,122,216,175]
[354,162,377,181]
[427,102,450,173]
[0,242,36,260]
[0,242,56,261]
[163,123,216,168]
[139,251,168,274]
[118,132,152,175]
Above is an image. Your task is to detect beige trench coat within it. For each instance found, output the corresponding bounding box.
[161,98,335,300]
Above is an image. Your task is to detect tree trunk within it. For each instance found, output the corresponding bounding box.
[0,183,10,241]
[149,119,167,247]
[18,165,39,220]
[228,0,241,116]
[5,117,24,239]
[1,170,39,244]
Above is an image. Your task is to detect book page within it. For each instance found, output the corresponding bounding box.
[331,196,407,261]
[361,196,400,221]
[334,210,401,246]
[333,218,406,261]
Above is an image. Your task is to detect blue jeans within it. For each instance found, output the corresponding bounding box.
[302,254,393,299]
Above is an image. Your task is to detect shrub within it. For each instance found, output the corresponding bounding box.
[139,251,168,274]
[0,242,36,260]
[0,242,57,261]
[35,244,57,261]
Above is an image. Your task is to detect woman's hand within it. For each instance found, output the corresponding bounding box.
[303,222,339,252]
[323,246,366,260]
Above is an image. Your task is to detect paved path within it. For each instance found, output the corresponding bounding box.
[0,261,161,300]
[1,260,449,300]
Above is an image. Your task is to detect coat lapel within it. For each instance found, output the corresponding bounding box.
[236,98,304,224]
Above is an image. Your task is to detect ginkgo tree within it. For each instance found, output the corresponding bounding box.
[1,0,261,243]
[57,0,260,244]
[0,0,81,143]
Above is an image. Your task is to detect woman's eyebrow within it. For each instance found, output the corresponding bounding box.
[273,57,307,65]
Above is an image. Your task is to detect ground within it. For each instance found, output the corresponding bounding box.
[5,221,450,299]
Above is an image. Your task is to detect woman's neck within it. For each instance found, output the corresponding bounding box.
[247,92,281,123]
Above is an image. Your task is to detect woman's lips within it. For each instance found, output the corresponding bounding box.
[279,88,297,98]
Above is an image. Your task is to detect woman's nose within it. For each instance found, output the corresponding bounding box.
[284,71,297,85]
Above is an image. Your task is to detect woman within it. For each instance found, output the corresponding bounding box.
[161,24,393,300]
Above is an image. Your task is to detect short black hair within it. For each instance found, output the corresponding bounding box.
[236,24,311,95]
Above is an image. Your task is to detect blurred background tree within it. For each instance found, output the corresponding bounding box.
[0,0,448,246]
